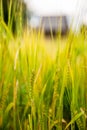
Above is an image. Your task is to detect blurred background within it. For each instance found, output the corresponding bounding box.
[24,0,87,33]
[1,0,87,35]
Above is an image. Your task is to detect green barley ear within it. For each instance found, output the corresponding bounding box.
[30,70,36,89]
[64,111,84,130]
[51,68,60,119]
[0,77,12,129]
[29,69,36,101]
[30,69,36,97]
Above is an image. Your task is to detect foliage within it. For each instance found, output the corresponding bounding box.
[0,1,87,130]
[0,0,27,35]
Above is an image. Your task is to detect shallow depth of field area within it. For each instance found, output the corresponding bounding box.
[0,1,87,130]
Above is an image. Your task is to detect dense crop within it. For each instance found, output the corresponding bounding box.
[0,1,87,130]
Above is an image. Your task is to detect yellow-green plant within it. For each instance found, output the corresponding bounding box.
[0,1,87,129]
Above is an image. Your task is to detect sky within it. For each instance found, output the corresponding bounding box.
[24,0,86,16]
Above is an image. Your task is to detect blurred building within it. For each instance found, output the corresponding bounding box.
[24,0,87,32]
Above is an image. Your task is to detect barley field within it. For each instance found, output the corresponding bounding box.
[0,1,87,130]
